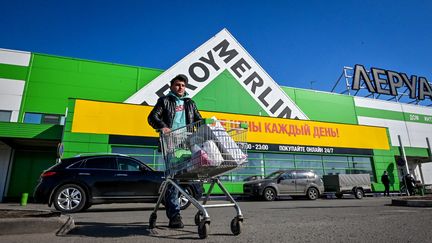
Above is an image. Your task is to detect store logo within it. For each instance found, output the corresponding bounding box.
[125,29,308,120]
[352,64,432,100]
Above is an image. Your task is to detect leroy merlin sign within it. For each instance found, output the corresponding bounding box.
[125,29,308,120]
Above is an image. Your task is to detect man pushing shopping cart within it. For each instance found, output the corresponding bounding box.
[147,74,248,239]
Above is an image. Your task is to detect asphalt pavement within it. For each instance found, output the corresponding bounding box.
[1,197,432,242]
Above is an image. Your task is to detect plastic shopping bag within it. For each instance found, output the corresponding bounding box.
[201,140,223,166]
[197,118,247,165]
[169,149,191,164]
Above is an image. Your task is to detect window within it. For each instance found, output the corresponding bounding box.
[111,146,161,170]
[24,113,42,124]
[264,153,295,175]
[107,146,376,182]
[229,153,375,182]
[23,112,64,125]
[84,157,116,170]
[296,173,308,179]
[42,114,60,124]
[295,155,322,169]
[68,161,83,169]
[0,110,12,122]
[117,157,143,171]
[323,156,349,172]
[281,172,294,179]
[234,152,264,181]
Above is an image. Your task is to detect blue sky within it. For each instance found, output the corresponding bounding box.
[1,0,431,92]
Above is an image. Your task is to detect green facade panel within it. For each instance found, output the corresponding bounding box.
[390,146,429,157]
[62,132,92,143]
[88,143,110,153]
[7,151,56,198]
[372,149,400,191]
[193,70,269,116]
[282,87,358,124]
[20,54,163,119]
[404,147,429,157]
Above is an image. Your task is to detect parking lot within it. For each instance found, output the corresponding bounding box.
[2,196,432,242]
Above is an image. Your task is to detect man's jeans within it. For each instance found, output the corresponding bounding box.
[165,183,180,220]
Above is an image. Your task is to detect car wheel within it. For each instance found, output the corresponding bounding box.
[179,186,194,210]
[53,184,87,213]
[307,187,319,200]
[354,188,364,199]
[263,187,276,201]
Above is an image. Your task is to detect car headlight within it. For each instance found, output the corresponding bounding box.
[256,183,262,187]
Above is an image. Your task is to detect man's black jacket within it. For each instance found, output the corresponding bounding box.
[148,95,202,130]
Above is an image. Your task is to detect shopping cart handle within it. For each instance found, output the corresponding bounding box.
[202,118,248,129]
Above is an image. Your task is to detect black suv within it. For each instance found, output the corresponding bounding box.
[34,154,204,213]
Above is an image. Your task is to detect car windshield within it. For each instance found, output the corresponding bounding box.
[265,171,284,179]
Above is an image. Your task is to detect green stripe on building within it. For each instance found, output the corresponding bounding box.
[0,122,62,140]
[357,107,432,125]
[403,113,432,124]
[0,63,28,80]
[356,107,404,121]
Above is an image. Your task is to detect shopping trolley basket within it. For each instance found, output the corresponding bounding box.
[149,118,248,239]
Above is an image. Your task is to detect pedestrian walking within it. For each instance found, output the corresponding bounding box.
[381,171,390,196]
[148,74,202,228]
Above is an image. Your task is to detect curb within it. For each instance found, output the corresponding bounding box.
[391,198,432,207]
[0,213,75,236]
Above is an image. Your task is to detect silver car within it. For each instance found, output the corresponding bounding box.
[243,170,324,201]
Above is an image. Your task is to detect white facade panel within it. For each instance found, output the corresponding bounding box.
[0,94,23,110]
[420,162,432,184]
[10,111,19,123]
[405,122,432,148]
[0,49,31,67]
[357,116,410,147]
[354,97,403,112]
[0,78,25,95]
[402,104,432,116]
[0,79,25,122]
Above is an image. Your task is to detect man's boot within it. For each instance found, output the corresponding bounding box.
[169,214,184,228]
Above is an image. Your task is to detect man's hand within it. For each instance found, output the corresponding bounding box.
[161,127,171,134]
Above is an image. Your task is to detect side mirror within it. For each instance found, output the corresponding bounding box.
[277,177,284,183]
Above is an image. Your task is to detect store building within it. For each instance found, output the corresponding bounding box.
[0,29,431,202]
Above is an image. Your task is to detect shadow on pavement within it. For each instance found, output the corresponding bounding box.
[66,221,231,240]
[66,222,152,237]
[265,205,376,210]
[79,206,159,213]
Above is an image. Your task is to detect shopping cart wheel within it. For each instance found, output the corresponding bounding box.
[230,217,243,235]
[194,211,203,226]
[149,212,157,229]
[198,220,210,239]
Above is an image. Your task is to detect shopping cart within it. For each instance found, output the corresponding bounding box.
[148,118,248,239]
